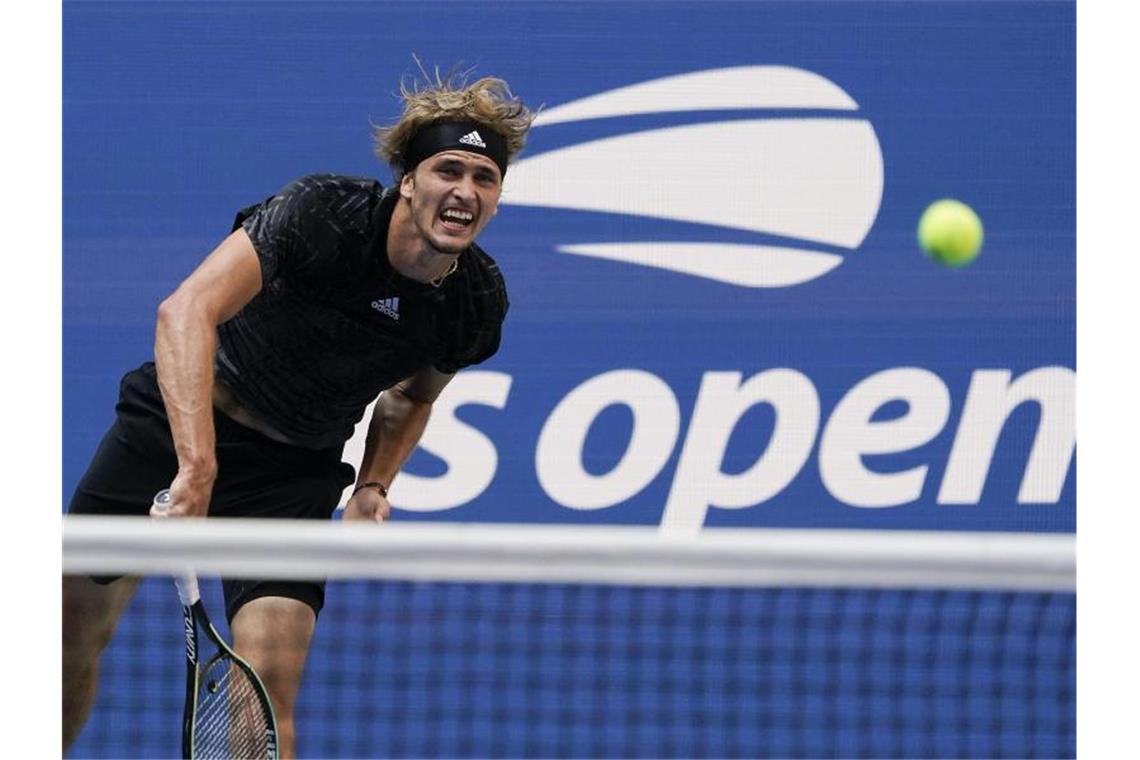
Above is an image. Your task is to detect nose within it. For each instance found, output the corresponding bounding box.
[451,174,477,203]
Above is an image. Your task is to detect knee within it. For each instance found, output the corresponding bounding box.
[255,668,296,720]
[249,651,305,722]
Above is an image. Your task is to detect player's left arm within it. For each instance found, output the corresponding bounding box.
[342,366,455,523]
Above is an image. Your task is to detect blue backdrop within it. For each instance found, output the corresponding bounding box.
[64,2,1076,757]
[64,0,1075,535]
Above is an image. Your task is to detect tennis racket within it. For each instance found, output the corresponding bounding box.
[153,489,279,759]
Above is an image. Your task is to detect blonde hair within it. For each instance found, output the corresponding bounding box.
[374,66,536,178]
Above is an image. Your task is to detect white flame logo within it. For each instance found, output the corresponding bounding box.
[501,66,884,288]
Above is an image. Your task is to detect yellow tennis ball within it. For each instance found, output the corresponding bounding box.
[917,199,984,268]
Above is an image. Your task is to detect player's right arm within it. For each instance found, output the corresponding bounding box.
[153,228,263,518]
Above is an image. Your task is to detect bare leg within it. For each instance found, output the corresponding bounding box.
[62,574,142,751]
[230,596,317,759]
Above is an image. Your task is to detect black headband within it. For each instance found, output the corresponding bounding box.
[402,121,509,178]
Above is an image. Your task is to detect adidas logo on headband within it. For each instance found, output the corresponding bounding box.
[458,130,487,148]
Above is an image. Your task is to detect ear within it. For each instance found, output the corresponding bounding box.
[399,171,415,200]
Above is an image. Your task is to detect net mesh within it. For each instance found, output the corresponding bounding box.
[64,522,1075,759]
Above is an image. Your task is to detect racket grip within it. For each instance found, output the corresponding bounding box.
[172,572,201,608]
[152,489,202,606]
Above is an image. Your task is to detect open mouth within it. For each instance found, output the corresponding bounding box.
[439,207,475,231]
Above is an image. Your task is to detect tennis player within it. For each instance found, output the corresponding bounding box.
[63,72,535,756]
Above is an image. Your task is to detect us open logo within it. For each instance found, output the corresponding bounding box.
[501,66,884,288]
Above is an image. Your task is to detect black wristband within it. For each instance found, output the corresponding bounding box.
[352,481,388,498]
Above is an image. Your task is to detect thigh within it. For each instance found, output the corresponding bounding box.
[229,596,317,710]
[62,574,143,654]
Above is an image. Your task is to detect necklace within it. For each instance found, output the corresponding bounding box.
[429,258,458,288]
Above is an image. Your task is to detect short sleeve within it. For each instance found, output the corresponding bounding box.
[232,175,345,284]
[434,319,504,374]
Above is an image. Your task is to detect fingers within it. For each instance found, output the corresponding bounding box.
[369,495,391,522]
[148,500,198,518]
[151,474,214,519]
[373,500,391,523]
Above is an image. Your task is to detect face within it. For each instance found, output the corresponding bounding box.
[400,150,503,254]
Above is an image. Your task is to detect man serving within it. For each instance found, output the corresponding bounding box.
[63,72,536,757]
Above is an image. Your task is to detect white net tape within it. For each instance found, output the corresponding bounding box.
[63,516,1074,591]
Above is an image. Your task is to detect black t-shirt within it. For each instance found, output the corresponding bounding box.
[215,173,508,449]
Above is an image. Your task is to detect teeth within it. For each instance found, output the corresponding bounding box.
[441,209,474,223]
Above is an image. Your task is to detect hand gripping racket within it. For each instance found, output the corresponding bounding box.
[153,489,279,759]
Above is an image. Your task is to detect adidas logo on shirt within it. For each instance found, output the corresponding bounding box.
[458,130,487,148]
[370,296,400,320]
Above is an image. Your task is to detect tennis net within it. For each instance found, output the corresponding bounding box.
[64,518,1075,759]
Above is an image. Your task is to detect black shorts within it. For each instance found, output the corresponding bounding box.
[67,362,356,622]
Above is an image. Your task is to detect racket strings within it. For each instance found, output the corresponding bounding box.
[192,656,273,759]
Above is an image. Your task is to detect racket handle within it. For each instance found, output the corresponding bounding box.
[172,572,201,608]
[152,489,202,606]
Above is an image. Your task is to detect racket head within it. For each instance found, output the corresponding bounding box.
[157,487,278,758]
[189,606,279,759]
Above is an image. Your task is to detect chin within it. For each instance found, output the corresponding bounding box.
[431,237,468,255]
[428,229,474,254]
